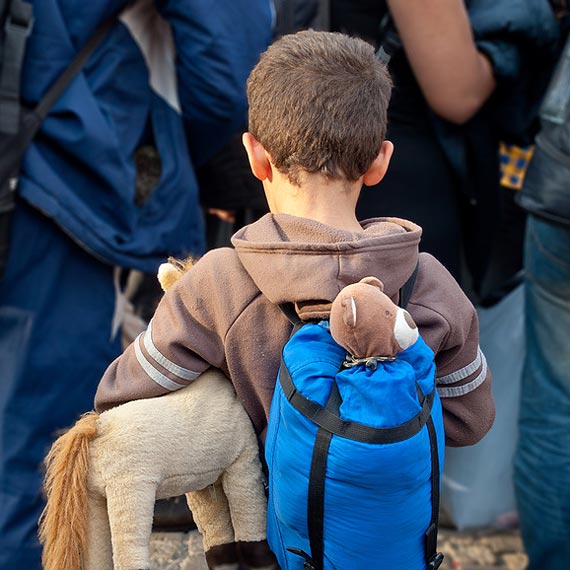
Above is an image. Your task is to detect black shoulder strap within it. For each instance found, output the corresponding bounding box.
[34,16,117,124]
[1,10,117,142]
[399,262,419,309]
[276,302,306,339]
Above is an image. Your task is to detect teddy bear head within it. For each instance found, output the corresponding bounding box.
[329,276,419,361]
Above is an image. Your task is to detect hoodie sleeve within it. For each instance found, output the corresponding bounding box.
[94,248,250,412]
[408,253,495,447]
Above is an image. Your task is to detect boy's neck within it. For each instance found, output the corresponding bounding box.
[264,171,363,233]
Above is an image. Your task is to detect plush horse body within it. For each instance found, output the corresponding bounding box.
[39,368,273,570]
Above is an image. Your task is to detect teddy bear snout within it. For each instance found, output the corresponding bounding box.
[394,308,419,351]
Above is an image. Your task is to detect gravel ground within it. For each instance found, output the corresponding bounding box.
[149,527,527,570]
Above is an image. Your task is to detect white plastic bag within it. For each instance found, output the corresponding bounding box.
[441,284,524,530]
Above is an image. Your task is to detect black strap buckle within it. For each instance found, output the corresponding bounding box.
[5,15,33,37]
[5,1,34,35]
[428,552,445,569]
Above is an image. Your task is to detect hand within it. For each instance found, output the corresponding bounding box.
[208,209,236,223]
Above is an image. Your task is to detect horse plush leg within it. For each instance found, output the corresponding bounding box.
[106,480,157,570]
[222,448,277,570]
[186,478,239,570]
[84,494,113,570]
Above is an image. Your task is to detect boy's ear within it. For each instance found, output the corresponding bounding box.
[242,132,272,182]
[362,140,394,187]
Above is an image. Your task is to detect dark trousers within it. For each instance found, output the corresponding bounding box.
[0,201,121,570]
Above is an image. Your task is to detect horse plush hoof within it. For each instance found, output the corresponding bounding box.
[204,541,240,570]
[237,540,278,570]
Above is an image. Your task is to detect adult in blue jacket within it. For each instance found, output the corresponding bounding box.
[0,1,272,568]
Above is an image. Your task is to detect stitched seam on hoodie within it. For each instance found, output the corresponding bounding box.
[236,242,419,254]
[223,290,267,344]
[406,300,453,354]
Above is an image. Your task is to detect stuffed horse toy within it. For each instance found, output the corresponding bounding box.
[38,259,276,570]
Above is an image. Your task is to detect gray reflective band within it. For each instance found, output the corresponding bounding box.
[144,321,200,381]
[437,353,488,398]
[436,348,483,385]
[134,333,185,391]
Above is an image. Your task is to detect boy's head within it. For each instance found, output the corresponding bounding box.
[246,30,392,187]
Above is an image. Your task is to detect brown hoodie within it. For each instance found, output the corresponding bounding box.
[95,214,495,446]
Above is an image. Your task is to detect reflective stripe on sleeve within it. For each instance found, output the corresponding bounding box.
[134,332,186,391]
[437,352,488,398]
[144,320,201,382]
[436,348,483,385]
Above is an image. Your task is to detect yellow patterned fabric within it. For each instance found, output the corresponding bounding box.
[499,143,535,190]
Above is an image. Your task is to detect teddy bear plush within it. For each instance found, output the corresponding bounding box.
[329,276,419,367]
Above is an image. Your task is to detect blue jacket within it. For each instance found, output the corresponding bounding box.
[19,0,273,272]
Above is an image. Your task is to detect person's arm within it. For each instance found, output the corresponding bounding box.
[94,249,246,412]
[409,254,496,447]
[386,0,496,124]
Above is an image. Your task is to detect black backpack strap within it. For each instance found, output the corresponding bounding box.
[277,302,304,331]
[399,262,419,309]
[306,383,342,570]
[425,415,444,569]
[279,359,434,444]
[0,0,33,134]
[0,12,117,176]
[287,383,342,570]
[34,15,117,124]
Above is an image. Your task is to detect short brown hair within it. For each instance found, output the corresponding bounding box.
[247,30,392,186]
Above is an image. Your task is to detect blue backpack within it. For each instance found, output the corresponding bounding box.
[265,273,445,570]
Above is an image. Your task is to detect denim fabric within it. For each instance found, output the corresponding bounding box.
[0,202,122,570]
[514,215,570,570]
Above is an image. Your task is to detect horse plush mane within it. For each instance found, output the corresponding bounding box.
[39,258,275,570]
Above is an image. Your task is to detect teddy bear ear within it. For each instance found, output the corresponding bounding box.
[359,276,384,292]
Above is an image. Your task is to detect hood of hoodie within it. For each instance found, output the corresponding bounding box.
[231,214,421,309]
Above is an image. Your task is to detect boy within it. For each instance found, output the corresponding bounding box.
[96,30,494,457]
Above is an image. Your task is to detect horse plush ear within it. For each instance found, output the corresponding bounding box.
[157,263,181,292]
[157,256,195,292]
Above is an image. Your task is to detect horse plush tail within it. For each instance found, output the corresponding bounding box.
[38,412,100,570]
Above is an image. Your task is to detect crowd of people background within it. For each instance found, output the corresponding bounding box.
[0,1,568,569]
